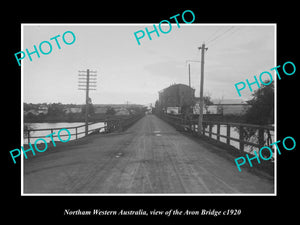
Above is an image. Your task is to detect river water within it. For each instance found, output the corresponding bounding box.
[195,124,275,155]
[24,122,106,144]
[24,122,274,157]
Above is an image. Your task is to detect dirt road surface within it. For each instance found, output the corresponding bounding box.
[24,114,274,194]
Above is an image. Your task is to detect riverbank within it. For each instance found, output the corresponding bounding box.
[24,114,140,123]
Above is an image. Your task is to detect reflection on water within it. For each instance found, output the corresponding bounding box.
[24,122,106,144]
[194,124,274,155]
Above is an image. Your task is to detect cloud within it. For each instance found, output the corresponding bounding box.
[143,60,186,79]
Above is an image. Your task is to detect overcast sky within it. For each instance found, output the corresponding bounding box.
[22,24,275,105]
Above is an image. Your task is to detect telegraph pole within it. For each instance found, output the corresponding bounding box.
[78,69,97,136]
[186,60,200,117]
[198,43,208,135]
[188,63,191,88]
[186,60,200,88]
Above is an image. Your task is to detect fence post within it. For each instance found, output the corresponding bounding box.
[239,125,244,151]
[199,122,202,136]
[217,123,220,141]
[209,123,212,138]
[258,128,264,148]
[75,127,78,140]
[226,124,230,145]
[27,130,30,144]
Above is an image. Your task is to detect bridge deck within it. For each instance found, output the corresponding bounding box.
[24,114,274,194]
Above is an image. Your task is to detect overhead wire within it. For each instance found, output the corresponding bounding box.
[189,26,242,73]
[206,27,243,49]
[205,26,228,43]
[206,26,235,45]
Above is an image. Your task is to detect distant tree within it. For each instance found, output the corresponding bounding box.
[24,103,30,111]
[25,112,34,120]
[67,112,74,122]
[24,103,37,111]
[127,106,147,115]
[106,107,116,115]
[203,95,213,114]
[215,95,224,115]
[37,113,46,120]
[244,81,274,125]
[235,81,275,154]
[48,103,64,116]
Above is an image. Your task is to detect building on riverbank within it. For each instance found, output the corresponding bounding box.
[193,98,251,115]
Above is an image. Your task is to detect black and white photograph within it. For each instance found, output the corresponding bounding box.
[21,24,275,195]
[4,4,298,224]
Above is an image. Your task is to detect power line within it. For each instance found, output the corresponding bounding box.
[206,26,228,43]
[207,27,243,49]
[206,26,235,45]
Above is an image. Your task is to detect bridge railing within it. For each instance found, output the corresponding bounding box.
[158,113,274,155]
[24,114,145,144]
[24,121,107,144]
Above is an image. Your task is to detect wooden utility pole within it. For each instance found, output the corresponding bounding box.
[78,69,97,136]
[188,63,191,88]
[186,60,200,88]
[186,60,200,117]
[85,69,90,136]
[198,43,208,135]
